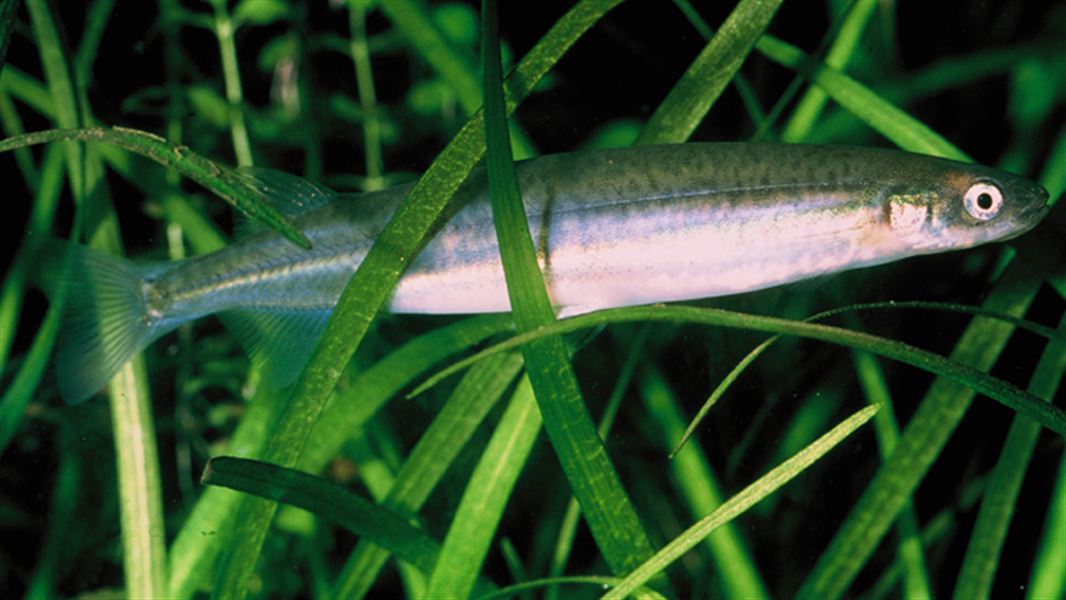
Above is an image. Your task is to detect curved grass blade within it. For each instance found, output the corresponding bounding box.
[603,405,880,599]
[954,314,1066,599]
[412,304,1066,437]
[636,0,784,145]
[0,126,310,248]
[211,3,625,597]
[202,457,442,574]
[479,0,656,576]
[477,575,666,600]
[671,300,1062,456]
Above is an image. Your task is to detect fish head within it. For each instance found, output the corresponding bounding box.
[884,162,1049,253]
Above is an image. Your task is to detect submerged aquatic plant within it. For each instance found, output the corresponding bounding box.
[0,1,1063,598]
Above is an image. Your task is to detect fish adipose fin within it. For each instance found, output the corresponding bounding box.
[219,309,332,389]
[37,242,172,404]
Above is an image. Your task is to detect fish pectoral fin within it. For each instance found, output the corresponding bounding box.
[219,308,332,388]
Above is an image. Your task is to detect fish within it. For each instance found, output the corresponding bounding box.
[40,143,1050,403]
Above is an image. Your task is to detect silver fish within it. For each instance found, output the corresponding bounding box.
[43,143,1050,403]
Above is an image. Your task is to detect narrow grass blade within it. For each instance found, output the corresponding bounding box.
[414,304,1066,437]
[202,457,442,573]
[212,3,623,597]
[0,127,310,248]
[480,0,655,575]
[954,314,1066,598]
[604,405,880,599]
[636,0,784,145]
[423,374,541,598]
[670,300,1060,457]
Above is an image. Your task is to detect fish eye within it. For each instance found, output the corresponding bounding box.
[963,181,1003,221]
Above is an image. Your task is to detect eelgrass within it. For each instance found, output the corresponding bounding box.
[1,2,1063,599]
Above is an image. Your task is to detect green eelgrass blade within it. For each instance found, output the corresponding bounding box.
[423,375,541,598]
[640,366,770,600]
[636,0,784,145]
[201,457,442,573]
[953,314,1066,599]
[479,0,655,576]
[333,350,524,599]
[477,576,666,600]
[779,0,876,143]
[412,304,1066,438]
[797,261,1043,598]
[211,3,623,597]
[0,127,311,248]
[603,405,880,599]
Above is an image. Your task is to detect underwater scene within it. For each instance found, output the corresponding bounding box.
[1,0,1064,598]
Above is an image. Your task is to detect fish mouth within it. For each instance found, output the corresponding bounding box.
[999,186,1051,241]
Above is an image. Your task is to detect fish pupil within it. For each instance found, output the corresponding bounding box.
[977,192,994,210]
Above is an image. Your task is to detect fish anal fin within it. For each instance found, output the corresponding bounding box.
[219,309,332,388]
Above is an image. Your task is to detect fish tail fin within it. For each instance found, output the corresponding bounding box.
[37,242,168,404]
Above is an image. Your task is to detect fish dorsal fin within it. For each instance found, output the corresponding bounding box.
[231,167,336,239]
[219,308,332,389]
